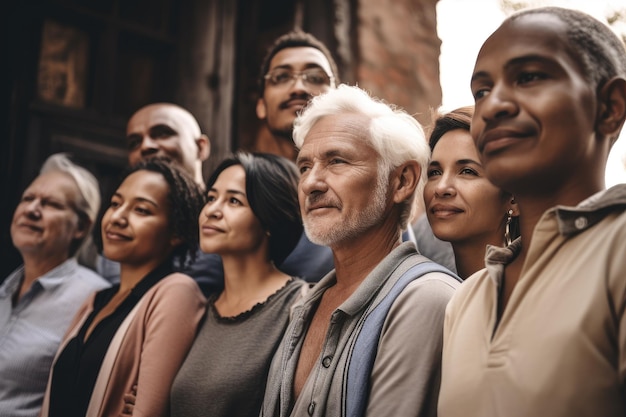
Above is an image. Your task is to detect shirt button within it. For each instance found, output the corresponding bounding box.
[574,216,588,230]
[308,401,316,415]
[322,355,332,367]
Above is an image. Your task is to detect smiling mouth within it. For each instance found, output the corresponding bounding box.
[17,223,43,232]
[306,203,338,213]
[430,207,463,218]
[280,96,311,110]
[201,225,225,234]
[105,231,131,241]
[479,129,529,154]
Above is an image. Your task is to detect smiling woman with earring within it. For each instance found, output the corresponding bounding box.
[423,106,520,279]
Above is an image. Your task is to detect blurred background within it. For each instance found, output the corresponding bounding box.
[2,0,625,275]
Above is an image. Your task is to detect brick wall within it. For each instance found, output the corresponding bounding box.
[356,0,441,128]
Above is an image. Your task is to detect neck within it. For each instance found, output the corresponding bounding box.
[331,222,401,290]
[257,130,297,161]
[220,252,288,296]
[451,239,494,280]
[216,252,291,317]
[193,168,206,190]
[512,179,604,266]
[119,259,166,293]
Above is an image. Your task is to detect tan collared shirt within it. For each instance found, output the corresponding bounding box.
[439,185,626,417]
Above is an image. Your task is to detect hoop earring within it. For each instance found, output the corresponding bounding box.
[504,209,514,246]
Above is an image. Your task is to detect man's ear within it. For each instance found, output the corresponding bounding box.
[392,160,420,204]
[196,134,210,162]
[597,77,626,142]
[73,217,91,241]
[256,98,268,120]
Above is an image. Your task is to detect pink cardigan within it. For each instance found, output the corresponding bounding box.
[40,273,207,417]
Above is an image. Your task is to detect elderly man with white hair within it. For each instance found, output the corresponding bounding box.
[0,153,110,417]
[260,85,461,417]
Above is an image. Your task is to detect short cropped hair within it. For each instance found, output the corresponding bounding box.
[293,84,429,229]
[258,30,340,96]
[115,157,206,269]
[428,106,473,151]
[206,152,303,265]
[40,153,100,257]
[510,7,626,89]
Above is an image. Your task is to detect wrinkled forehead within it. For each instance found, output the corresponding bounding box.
[26,171,79,201]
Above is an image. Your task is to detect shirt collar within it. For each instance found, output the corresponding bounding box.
[482,184,626,281]
[0,258,79,298]
[552,184,626,236]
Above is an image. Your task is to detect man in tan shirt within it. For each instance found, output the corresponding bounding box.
[438,7,626,417]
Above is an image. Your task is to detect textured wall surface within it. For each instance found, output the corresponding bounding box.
[356,0,442,128]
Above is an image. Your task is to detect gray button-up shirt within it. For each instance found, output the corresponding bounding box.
[261,243,459,417]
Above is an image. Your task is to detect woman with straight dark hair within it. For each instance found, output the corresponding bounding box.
[169,152,308,417]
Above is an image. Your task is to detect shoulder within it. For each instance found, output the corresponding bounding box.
[147,273,207,304]
[285,278,313,307]
[74,265,111,289]
[444,269,489,320]
[393,271,459,312]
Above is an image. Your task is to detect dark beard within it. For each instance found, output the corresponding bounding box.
[269,126,294,141]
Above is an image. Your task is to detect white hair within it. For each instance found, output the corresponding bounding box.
[40,153,100,224]
[293,84,429,228]
[40,153,100,262]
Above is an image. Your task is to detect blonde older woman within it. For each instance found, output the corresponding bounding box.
[0,153,110,417]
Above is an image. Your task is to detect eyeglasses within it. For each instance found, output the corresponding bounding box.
[264,68,334,87]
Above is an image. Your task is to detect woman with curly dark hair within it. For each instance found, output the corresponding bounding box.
[40,157,207,417]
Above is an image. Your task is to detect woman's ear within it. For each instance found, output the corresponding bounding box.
[597,77,626,143]
[392,160,420,204]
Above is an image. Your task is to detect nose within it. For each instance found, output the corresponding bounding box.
[203,199,223,219]
[108,205,128,227]
[299,164,328,197]
[139,135,160,158]
[479,84,518,122]
[24,199,42,219]
[433,173,456,198]
[289,74,310,95]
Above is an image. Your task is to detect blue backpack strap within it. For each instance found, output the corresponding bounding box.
[345,261,460,417]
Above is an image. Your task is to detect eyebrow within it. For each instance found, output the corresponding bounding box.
[209,188,246,197]
[126,124,177,139]
[471,54,557,83]
[269,63,326,72]
[113,192,159,207]
[296,149,348,166]
[429,158,482,167]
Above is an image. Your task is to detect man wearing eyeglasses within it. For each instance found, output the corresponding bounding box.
[250,31,340,283]
[256,31,339,161]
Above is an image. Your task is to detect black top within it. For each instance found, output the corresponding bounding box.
[48,261,173,417]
